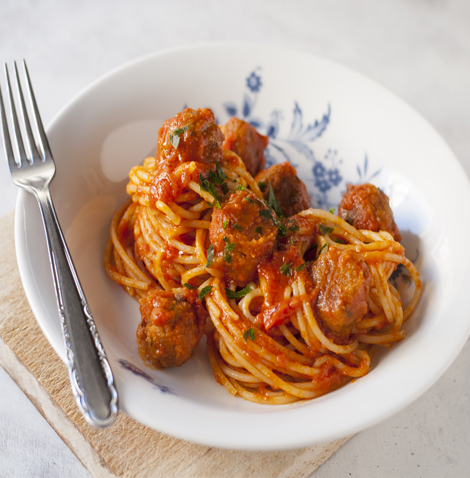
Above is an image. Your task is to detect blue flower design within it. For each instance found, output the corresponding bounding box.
[313,162,326,179]
[315,178,331,193]
[266,110,281,139]
[246,72,262,93]
[216,68,381,210]
[328,168,342,186]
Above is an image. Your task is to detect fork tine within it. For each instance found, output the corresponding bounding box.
[0,77,18,169]
[22,60,52,160]
[14,61,43,162]
[4,64,27,166]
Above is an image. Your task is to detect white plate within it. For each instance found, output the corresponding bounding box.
[15,44,470,450]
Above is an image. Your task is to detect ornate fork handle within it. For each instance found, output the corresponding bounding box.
[35,184,118,426]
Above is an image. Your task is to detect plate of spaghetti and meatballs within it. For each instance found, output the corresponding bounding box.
[15,44,470,450]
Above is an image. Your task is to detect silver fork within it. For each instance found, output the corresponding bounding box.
[0,61,118,427]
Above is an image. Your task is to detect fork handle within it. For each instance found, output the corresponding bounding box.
[34,186,118,427]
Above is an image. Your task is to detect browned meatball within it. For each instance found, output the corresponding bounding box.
[209,190,278,286]
[157,107,224,168]
[137,289,205,368]
[151,108,224,204]
[338,183,401,241]
[255,162,310,217]
[221,117,268,177]
[312,246,371,344]
[279,214,319,257]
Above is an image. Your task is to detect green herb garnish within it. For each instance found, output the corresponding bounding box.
[280,262,293,276]
[319,224,334,235]
[235,184,245,191]
[296,262,308,271]
[317,243,327,255]
[329,208,335,214]
[206,161,228,185]
[221,183,229,195]
[169,125,189,149]
[290,236,295,245]
[243,327,255,342]
[255,226,263,234]
[225,285,252,299]
[258,181,267,193]
[206,244,214,267]
[245,197,256,204]
[198,286,213,300]
[308,242,318,251]
[223,219,229,229]
[233,223,243,232]
[259,208,287,236]
[268,185,284,217]
[287,224,300,233]
[183,283,197,290]
[224,241,236,263]
[199,174,222,209]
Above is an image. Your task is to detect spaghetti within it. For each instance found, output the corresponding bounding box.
[104,107,422,404]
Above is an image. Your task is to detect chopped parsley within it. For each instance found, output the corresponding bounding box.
[206,244,214,267]
[233,223,243,232]
[183,283,197,290]
[206,161,228,185]
[198,286,213,300]
[280,262,293,276]
[169,125,189,149]
[318,243,327,255]
[255,226,263,234]
[319,224,334,235]
[329,208,336,214]
[334,237,344,244]
[290,236,295,245]
[245,197,256,204]
[198,161,231,207]
[243,327,255,342]
[223,240,236,263]
[268,185,284,217]
[258,181,267,193]
[225,285,252,299]
[259,207,287,237]
[287,224,299,233]
[307,242,318,251]
[296,262,308,271]
[235,184,245,191]
[199,174,222,209]
[223,219,229,229]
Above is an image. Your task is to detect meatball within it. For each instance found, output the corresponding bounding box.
[151,108,224,204]
[338,183,401,241]
[157,107,224,168]
[255,162,310,217]
[209,190,278,286]
[312,246,371,344]
[221,117,268,177]
[279,214,319,257]
[137,289,205,368]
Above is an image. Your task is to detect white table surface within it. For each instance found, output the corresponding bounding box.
[1,1,469,476]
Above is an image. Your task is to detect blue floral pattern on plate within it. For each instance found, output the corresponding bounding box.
[119,359,175,394]
[221,68,381,210]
